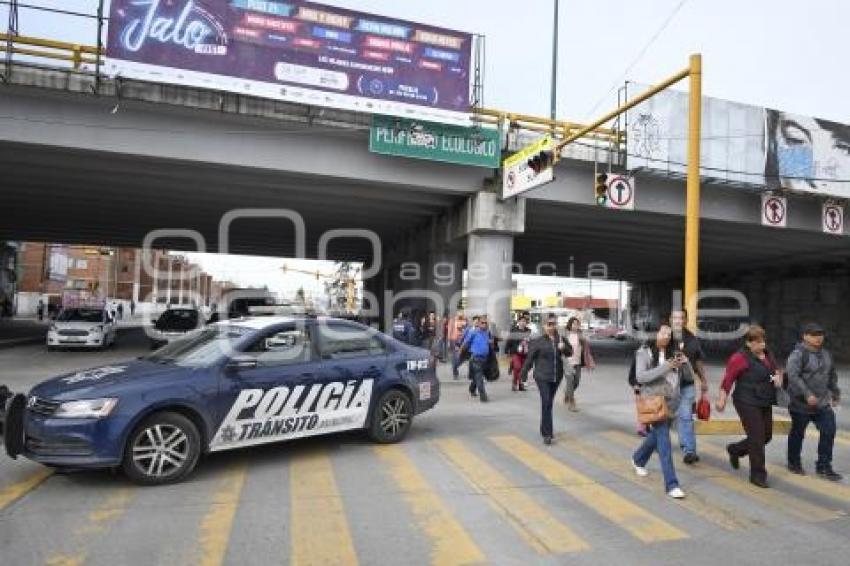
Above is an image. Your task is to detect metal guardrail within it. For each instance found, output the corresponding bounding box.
[0,33,101,69]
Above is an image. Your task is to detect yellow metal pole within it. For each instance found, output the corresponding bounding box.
[684,54,702,332]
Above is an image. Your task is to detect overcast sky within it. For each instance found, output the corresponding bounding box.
[7,1,845,301]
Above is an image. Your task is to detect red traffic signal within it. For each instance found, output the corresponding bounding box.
[527,150,554,175]
[594,173,608,205]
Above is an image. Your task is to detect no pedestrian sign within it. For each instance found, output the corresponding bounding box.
[761,195,787,228]
[823,203,845,235]
[606,176,635,210]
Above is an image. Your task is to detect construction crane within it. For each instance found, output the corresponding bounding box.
[281,263,360,313]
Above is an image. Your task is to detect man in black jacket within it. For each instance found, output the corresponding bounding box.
[521,315,573,445]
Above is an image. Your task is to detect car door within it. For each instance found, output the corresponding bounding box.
[209,322,321,451]
[311,321,387,434]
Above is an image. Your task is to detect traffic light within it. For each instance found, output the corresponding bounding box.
[526,150,555,175]
[594,173,608,206]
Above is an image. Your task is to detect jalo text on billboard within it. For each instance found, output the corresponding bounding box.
[105,0,473,124]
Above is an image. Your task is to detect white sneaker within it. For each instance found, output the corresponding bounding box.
[631,459,649,477]
[668,487,686,499]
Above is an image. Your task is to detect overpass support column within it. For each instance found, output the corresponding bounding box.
[460,192,526,338]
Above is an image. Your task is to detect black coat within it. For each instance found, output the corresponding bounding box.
[520,333,573,382]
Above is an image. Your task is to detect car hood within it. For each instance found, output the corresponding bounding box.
[28,359,191,401]
[52,321,101,330]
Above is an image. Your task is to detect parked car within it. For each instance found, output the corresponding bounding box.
[149,307,201,348]
[47,307,117,351]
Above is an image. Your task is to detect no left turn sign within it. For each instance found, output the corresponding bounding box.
[823,203,845,235]
[761,195,787,228]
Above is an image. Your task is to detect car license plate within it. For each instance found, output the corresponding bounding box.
[419,382,431,401]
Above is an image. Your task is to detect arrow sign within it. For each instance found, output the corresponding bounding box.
[606,176,635,210]
[823,203,845,235]
[761,195,787,228]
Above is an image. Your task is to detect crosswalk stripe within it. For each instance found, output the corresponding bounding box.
[290,450,359,566]
[434,438,589,555]
[196,463,248,566]
[559,434,756,531]
[374,444,484,565]
[699,440,850,504]
[602,430,844,522]
[46,486,136,566]
[490,435,688,543]
[0,468,52,511]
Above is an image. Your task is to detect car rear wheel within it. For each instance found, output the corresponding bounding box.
[368,389,413,444]
[122,412,200,485]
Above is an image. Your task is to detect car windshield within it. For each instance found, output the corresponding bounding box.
[57,308,103,323]
[144,325,254,368]
[156,309,199,329]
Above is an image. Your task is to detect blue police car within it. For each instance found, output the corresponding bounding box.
[1,316,439,485]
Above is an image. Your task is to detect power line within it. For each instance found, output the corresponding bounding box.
[583,0,689,121]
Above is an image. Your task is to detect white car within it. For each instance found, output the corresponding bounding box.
[47,307,117,351]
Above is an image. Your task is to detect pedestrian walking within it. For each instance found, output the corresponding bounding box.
[563,317,595,411]
[505,315,531,391]
[716,324,783,488]
[449,314,468,379]
[130,300,136,317]
[420,311,437,352]
[670,309,710,464]
[461,315,494,403]
[117,303,124,320]
[520,314,573,445]
[785,323,843,481]
[36,299,45,321]
[391,312,415,345]
[631,322,686,499]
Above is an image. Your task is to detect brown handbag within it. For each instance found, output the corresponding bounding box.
[636,395,669,424]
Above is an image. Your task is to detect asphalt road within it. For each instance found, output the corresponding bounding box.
[1,332,849,565]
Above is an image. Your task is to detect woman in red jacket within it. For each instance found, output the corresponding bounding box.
[716,325,784,488]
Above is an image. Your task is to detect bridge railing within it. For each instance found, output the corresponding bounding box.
[0,33,101,70]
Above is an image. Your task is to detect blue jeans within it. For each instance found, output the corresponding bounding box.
[788,407,836,470]
[677,383,697,455]
[633,419,680,492]
[536,375,563,438]
[469,358,488,401]
[452,347,461,378]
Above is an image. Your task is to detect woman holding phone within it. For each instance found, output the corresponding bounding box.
[716,325,783,488]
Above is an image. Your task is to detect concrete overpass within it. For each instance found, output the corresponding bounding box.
[2,65,848,354]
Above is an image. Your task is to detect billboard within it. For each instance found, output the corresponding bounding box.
[104,0,473,124]
[48,246,69,283]
[626,84,850,199]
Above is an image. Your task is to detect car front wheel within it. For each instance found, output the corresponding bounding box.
[368,389,413,443]
[122,412,200,485]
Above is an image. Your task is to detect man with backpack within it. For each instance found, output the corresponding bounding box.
[785,323,842,481]
[462,315,494,403]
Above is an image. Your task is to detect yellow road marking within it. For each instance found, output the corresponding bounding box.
[46,487,136,565]
[602,430,844,522]
[434,438,589,555]
[0,467,52,511]
[197,463,248,566]
[374,444,484,565]
[699,440,850,504]
[560,434,755,531]
[490,435,688,543]
[290,451,358,566]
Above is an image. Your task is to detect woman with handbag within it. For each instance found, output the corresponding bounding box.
[631,322,687,499]
[715,325,783,488]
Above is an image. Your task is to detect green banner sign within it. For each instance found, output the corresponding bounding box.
[369,116,501,168]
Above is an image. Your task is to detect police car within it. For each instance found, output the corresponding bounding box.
[1,316,439,485]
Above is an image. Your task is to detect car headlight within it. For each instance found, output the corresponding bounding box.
[49,324,57,332]
[90,325,104,333]
[53,398,118,418]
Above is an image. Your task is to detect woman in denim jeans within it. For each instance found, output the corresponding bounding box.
[631,323,686,499]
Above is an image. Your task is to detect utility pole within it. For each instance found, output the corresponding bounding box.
[550,0,559,120]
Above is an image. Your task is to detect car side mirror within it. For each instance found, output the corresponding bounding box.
[226,355,257,372]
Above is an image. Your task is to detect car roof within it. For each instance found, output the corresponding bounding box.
[224,315,362,330]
